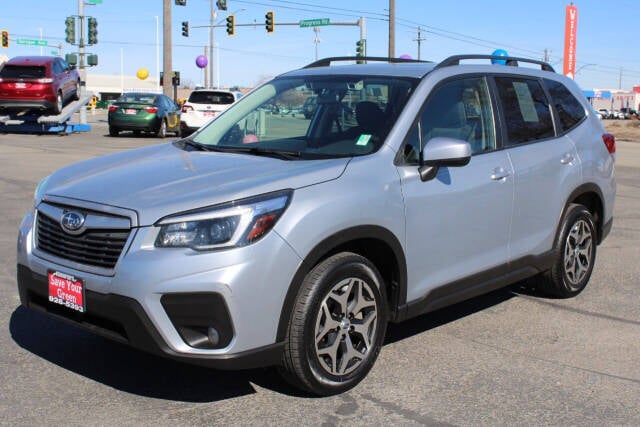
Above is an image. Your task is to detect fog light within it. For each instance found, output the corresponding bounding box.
[207,327,220,346]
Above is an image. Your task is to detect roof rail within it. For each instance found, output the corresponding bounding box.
[435,54,555,72]
[303,56,430,69]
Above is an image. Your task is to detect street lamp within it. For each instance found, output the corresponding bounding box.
[576,63,597,74]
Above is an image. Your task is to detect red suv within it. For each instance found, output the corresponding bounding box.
[0,56,80,114]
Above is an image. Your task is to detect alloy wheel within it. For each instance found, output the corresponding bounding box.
[314,277,378,376]
[563,219,593,287]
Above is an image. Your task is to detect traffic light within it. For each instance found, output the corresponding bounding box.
[216,0,227,10]
[87,17,98,45]
[65,53,77,66]
[356,39,366,63]
[181,21,189,37]
[226,15,235,36]
[65,17,76,44]
[87,54,98,66]
[265,11,274,33]
[1,30,8,49]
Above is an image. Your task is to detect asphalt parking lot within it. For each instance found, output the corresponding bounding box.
[0,112,639,425]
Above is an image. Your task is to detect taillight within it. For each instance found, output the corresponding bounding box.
[181,104,193,113]
[144,107,158,113]
[108,105,118,112]
[602,133,616,156]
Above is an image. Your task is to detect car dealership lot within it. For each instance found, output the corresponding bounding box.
[0,121,639,425]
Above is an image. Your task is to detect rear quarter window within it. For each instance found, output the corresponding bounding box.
[495,77,554,145]
[544,79,586,132]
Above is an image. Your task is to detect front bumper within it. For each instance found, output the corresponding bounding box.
[17,265,283,369]
[17,206,302,369]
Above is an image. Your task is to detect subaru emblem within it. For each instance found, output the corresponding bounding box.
[61,211,85,234]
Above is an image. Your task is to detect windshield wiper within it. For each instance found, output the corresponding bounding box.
[179,139,213,152]
[211,146,303,160]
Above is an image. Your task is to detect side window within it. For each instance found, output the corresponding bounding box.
[545,79,586,132]
[494,77,554,144]
[402,76,495,163]
[51,60,62,75]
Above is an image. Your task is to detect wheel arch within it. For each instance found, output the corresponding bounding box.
[275,225,407,342]
[559,183,605,245]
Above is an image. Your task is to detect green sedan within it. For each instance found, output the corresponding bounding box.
[108,92,180,137]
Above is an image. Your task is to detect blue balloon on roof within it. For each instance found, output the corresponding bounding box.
[491,49,508,65]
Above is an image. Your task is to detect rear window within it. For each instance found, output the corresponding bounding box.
[116,94,156,104]
[0,65,46,79]
[188,91,235,105]
[495,77,555,144]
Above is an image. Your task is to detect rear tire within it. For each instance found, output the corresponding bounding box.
[279,252,388,395]
[156,119,167,138]
[535,204,597,298]
[53,91,63,114]
[73,80,80,101]
[109,126,119,137]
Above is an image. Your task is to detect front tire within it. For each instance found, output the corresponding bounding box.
[536,204,597,298]
[280,252,388,395]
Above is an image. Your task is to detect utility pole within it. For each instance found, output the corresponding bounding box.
[162,0,172,98]
[209,0,216,88]
[413,26,426,60]
[543,48,550,62]
[388,0,395,58]
[619,67,623,90]
[313,27,320,61]
[203,46,208,88]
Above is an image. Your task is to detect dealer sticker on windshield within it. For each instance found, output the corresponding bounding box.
[356,134,372,146]
[48,271,85,313]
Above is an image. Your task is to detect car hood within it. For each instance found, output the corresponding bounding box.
[40,142,349,226]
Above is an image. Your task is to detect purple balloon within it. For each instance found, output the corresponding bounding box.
[196,55,208,69]
[399,54,412,60]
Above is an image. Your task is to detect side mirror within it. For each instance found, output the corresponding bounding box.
[419,137,471,182]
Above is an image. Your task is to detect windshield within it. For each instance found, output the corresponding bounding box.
[190,75,417,159]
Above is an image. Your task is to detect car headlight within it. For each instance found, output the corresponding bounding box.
[34,175,51,205]
[155,190,292,251]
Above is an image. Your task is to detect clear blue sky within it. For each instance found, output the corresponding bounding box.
[2,0,638,90]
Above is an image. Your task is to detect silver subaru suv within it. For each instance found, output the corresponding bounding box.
[17,54,616,395]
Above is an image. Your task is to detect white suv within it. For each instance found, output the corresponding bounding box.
[179,89,241,136]
[17,54,616,396]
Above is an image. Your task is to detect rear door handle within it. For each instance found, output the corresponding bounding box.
[491,167,510,181]
[560,153,575,165]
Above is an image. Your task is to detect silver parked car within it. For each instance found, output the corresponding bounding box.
[17,54,616,395]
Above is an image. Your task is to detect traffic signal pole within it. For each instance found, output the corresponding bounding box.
[163,0,172,98]
[77,0,87,125]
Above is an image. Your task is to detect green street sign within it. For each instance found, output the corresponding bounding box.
[88,0,103,3]
[17,39,48,46]
[300,18,330,28]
